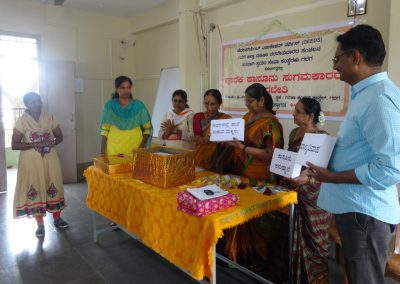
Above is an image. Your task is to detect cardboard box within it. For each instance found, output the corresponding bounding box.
[270,148,302,178]
[270,134,336,179]
[296,133,336,168]
[93,154,133,176]
[177,190,239,217]
[132,146,195,188]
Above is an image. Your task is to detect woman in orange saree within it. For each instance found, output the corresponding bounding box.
[229,110,283,183]
[218,83,284,274]
[193,89,231,170]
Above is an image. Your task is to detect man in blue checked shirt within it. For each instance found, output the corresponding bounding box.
[304,25,400,284]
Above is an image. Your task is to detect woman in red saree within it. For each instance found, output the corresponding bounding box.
[218,83,284,273]
[284,98,332,283]
[193,89,231,170]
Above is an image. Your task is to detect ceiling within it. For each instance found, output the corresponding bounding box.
[33,0,170,18]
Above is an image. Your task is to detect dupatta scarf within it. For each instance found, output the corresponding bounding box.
[162,108,193,141]
[165,108,193,126]
[100,98,152,145]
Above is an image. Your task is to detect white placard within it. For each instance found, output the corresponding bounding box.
[270,148,302,178]
[296,133,336,167]
[210,118,244,142]
[187,184,229,201]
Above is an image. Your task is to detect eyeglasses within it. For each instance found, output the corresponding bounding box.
[332,50,352,64]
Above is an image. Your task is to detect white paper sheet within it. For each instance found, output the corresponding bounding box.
[186,184,229,201]
[270,148,302,178]
[296,133,336,167]
[210,118,244,142]
[270,134,336,178]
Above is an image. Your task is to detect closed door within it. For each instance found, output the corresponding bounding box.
[40,61,77,183]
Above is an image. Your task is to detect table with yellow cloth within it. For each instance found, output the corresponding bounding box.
[84,166,297,281]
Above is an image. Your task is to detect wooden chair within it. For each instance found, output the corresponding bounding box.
[386,253,400,281]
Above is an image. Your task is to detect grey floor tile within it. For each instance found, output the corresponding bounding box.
[15,249,97,283]
[66,272,108,284]
[76,238,144,270]
[98,258,195,284]
[0,266,24,284]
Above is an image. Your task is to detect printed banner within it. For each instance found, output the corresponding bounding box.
[220,22,352,119]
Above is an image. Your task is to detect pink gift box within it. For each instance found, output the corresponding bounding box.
[177,190,239,217]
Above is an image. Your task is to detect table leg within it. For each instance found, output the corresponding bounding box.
[288,204,295,284]
[212,245,217,284]
[92,210,98,243]
[216,252,273,284]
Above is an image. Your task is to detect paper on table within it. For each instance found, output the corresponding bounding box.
[210,118,244,142]
[186,184,229,201]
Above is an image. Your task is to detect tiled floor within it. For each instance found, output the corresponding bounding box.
[0,169,397,284]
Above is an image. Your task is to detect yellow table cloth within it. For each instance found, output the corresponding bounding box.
[84,166,297,280]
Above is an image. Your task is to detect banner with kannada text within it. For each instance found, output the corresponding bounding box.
[220,22,352,119]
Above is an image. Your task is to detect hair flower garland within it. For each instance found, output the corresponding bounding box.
[318,111,325,127]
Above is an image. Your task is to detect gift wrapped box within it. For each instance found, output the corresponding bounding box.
[177,190,239,217]
[132,146,195,188]
[93,155,132,176]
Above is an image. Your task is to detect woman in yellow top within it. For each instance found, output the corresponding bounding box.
[100,75,152,156]
[193,89,231,170]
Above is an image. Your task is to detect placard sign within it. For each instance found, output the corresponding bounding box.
[270,148,302,178]
[296,133,336,167]
[210,118,245,142]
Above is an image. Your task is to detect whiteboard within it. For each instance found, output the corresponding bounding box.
[152,67,180,137]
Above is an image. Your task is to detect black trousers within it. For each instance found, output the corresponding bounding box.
[335,212,395,284]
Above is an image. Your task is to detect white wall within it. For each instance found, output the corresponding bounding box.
[0,0,134,163]
[133,21,179,113]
